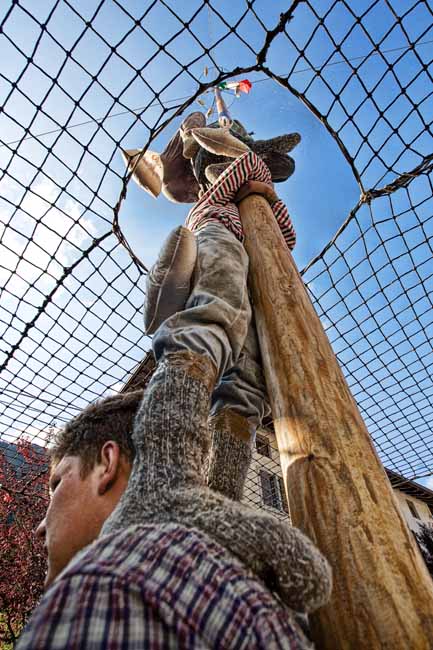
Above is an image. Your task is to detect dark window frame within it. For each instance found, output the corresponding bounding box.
[406,499,420,519]
[260,469,289,514]
[256,434,272,458]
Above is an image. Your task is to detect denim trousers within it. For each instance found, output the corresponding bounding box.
[152,222,269,435]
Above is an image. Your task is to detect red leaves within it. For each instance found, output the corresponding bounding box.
[0,441,48,644]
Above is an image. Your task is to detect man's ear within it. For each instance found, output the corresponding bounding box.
[97,441,122,495]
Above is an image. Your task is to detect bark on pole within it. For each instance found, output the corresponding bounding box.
[239,194,433,650]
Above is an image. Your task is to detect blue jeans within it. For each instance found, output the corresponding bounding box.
[153,223,269,435]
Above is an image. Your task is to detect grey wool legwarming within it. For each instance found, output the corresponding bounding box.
[102,352,332,615]
[207,409,253,501]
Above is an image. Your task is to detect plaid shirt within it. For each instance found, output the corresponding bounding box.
[16,523,310,649]
[185,151,296,251]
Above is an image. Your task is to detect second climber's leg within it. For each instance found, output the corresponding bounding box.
[207,320,270,501]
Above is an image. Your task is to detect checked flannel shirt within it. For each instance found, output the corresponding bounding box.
[16,522,311,649]
[185,151,296,251]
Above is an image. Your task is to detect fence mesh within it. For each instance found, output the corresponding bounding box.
[1,0,432,504]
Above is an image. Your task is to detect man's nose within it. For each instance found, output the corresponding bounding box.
[35,518,47,542]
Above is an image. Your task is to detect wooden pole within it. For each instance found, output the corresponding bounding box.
[239,194,433,649]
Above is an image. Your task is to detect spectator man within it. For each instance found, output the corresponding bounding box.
[16,386,330,649]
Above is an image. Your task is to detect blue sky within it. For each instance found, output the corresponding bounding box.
[0,0,432,485]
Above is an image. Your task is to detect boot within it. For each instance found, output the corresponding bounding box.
[180,111,206,159]
[205,162,231,184]
[207,408,253,501]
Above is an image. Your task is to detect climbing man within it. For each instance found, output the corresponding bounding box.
[16,113,332,649]
[145,111,299,501]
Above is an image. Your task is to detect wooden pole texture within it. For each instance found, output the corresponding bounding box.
[239,194,433,650]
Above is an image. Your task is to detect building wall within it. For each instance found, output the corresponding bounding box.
[246,429,433,537]
[393,489,433,533]
[243,428,289,520]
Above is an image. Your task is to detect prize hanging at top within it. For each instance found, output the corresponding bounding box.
[120,76,300,204]
[198,78,252,123]
[217,79,252,97]
[121,78,254,198]
[189,80,253,160]
[213,79,253,127]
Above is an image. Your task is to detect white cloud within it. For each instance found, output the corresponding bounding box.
[424,476,433,491]
[21,178,98,267]
[0,177,98,307]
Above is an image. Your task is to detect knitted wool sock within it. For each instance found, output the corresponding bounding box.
[103,351,217,532]
[102,353,332,616]
[207,409,252,501]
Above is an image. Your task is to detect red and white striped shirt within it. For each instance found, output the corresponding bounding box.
[185,151,296,250]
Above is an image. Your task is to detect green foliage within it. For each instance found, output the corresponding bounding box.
[0,441,48,645]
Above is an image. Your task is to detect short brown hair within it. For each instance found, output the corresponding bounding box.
[50,390,143,476]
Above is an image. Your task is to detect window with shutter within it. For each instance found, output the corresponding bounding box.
[278,476,289,514]
[407,500,420,519]
[256,434,271,458]
[260,470,288,512]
